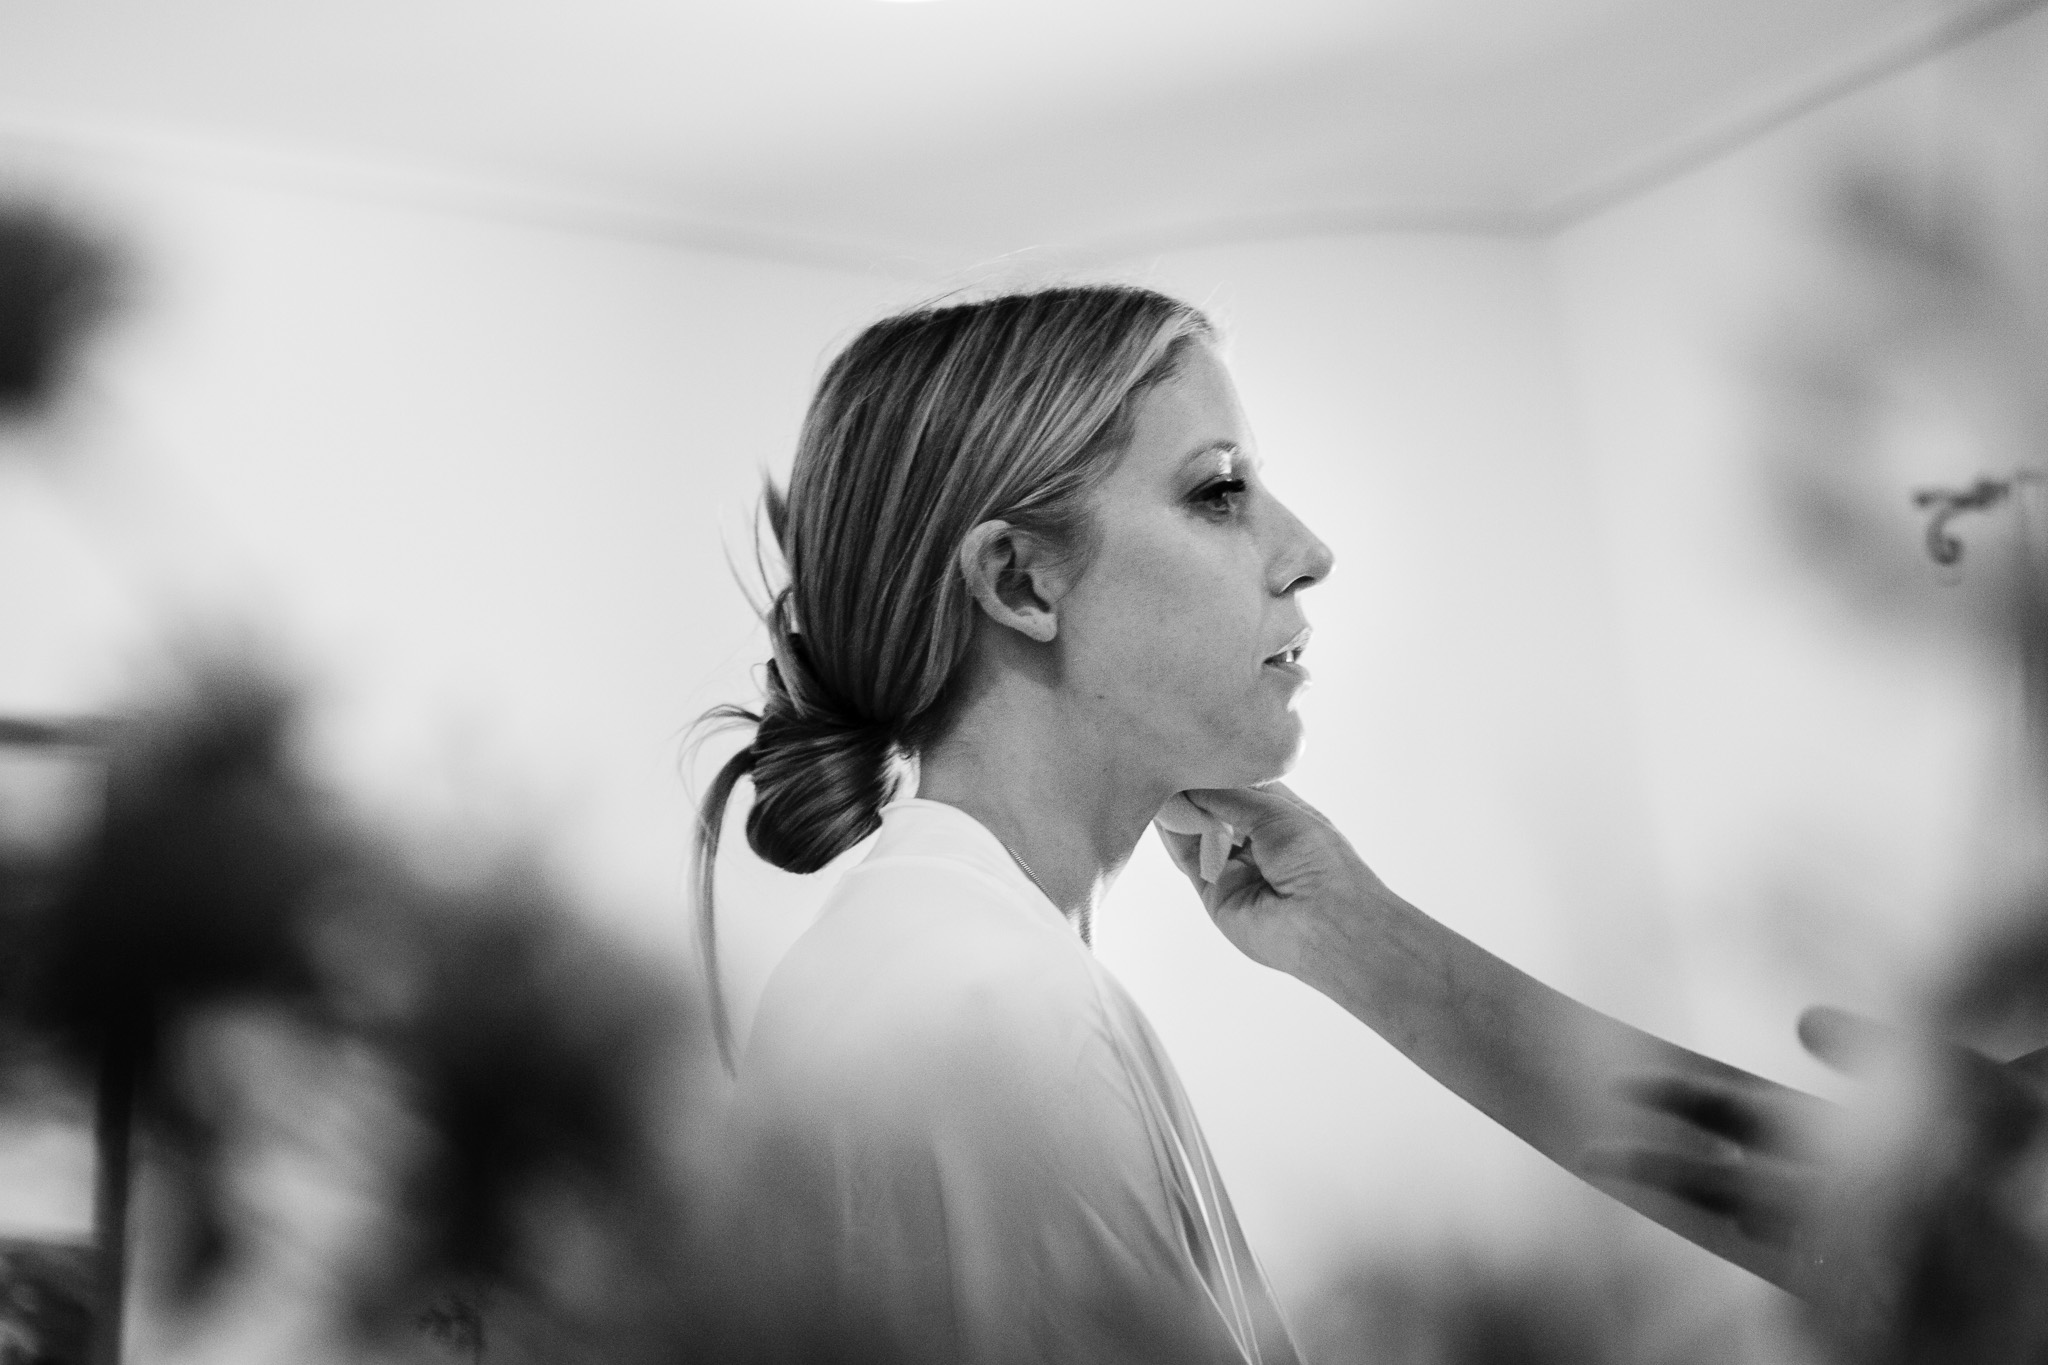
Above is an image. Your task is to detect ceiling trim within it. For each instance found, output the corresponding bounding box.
[0,111,939,281]
[1,0,2042,274]
[1062,204,1545,266]
[1534,0,2048,230]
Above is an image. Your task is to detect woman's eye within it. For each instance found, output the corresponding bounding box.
[1193,478,1248,515]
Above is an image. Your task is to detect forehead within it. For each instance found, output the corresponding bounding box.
[1108,345,1255,481]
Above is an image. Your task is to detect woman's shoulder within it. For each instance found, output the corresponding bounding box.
[739,851,1111,1100]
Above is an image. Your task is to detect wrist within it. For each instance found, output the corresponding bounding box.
[1281,881,1388,994]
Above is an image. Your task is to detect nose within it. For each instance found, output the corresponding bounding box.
[1268,496,1334,596]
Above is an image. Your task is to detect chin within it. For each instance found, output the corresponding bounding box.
[1205,719,1305,790]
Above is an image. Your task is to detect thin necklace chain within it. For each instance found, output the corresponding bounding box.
[995,834,1055,906]
[994,834,1093,945]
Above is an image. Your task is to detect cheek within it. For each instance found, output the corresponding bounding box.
[1072,541,1258,706]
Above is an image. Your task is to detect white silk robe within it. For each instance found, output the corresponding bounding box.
[716,798,1299,1364]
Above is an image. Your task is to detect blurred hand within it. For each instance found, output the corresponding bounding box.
[1584,1065,1824,1251]
[1153,784,1395,979]
[1589,1005,2048,1353]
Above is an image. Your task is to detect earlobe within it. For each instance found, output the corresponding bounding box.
[957,520,1059,643]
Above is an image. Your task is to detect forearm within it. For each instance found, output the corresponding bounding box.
[1290,885,1816,1290]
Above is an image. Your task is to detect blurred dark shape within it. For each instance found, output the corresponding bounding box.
[1946,901,2048,1059]
[0,722,115,750]
[1758,159,2048,641]
[0,670,332,1361]
[0,1239,94,1365]
[321,859,701,1362]
[1292,1242,1747,1365]
[1913,476,2028,567]
[0,660,710,1362]
[1770,144,2048,1365]
[1787,1002,2048,1365]
[0,204,118,419]
[10,673,328,1063]
[1747,146,2048,1356]
[415,1293,484,1363]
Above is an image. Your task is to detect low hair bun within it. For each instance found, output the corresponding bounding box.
[745,657,894,874]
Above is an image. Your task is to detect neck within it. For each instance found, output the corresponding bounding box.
[916,672,1167,941]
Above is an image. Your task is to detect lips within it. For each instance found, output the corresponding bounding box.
[1263,626,1312,669]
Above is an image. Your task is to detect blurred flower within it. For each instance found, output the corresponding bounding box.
[0,658,713,1361]
[315,856,703,1362]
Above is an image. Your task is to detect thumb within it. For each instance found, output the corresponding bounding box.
[1798,1005,2019,1106]
[1797,1006,1893,1076]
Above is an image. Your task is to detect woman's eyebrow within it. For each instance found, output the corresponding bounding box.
[1181,441,1251,473]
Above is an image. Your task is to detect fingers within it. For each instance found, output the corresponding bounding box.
[1581,1143,1804,1246]
[1154,822,1267,918]
[1621,1073,1795,1154]
[1620,1068,1836,1153]
[1178,785,1297,833]
[1155,792,1229,841]
[1184,781,1336,832]
[1181,786,1342,873]
[1252,781,1337,827]
[1599,1066,1837,1253]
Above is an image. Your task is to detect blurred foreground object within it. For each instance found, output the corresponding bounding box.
[1800,1009,2048,1365]
[0,1238,93,1365]
[1762,156,2048,644]
[0,203,117,421]
[1292,1235,1764,1365]
[1609,1008,2048,1363]
[1592,125,2048,1359]
[0,663,707,1362]
[1,197,709,1360]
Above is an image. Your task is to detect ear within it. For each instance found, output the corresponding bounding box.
[957,520,1070,643]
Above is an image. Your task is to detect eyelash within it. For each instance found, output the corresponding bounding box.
[1192,477,1248,515]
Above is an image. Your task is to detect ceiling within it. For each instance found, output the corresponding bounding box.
[0,0,2034,275]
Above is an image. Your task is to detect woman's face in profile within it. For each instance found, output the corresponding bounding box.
[1055,344,1333,794]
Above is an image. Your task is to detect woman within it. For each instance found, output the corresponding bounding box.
[694,285,1319,1362]
[688,282,1932,1359]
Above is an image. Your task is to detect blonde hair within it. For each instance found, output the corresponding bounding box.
[691,284,1213,1064]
